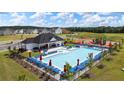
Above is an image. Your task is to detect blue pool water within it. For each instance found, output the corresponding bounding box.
[42,47,101,70]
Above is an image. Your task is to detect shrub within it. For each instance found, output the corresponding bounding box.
[17,74,27,81]
[105,55,112,61]
[96,64,105,69]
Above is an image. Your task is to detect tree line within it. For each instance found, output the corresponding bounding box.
[66,26,124,33]
[0,26,59,30]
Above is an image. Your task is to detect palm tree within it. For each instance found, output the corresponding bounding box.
[101,49,105,58]
[87,53,93,67]
[88,53,93,63]
[66,62,72,72]
[85,53,94,78]
[63,62,73,80]
[85,62,93,78]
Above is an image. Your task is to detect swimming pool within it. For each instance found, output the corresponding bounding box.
[41,47,102,70]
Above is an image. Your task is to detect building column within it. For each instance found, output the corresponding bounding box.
[47,43,50,49]
[38,44,40,49]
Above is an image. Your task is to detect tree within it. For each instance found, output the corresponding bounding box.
[66,26,124,33]
[8,46,11,52]
[66,62,72,72]
[118,41,122,49]
[102,35,107,45]
[87,53,94,69]
[122,39,124,45]
[113,43,118,51]
[109,47,113,55]
[13,46,17,52]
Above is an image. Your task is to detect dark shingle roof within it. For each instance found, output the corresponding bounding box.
[22,38,34,44]
[22,33,63,44]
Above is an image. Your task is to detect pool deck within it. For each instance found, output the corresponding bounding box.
[24,59,60,81]
[26,44,109,80]
[43,47,76,58]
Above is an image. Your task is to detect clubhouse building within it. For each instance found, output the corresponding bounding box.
[21,33,64,50]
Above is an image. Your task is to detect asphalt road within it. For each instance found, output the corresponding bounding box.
[0,41,21,51]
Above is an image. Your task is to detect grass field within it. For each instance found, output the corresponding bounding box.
[0,51,39,81]
[0,34,37,42]
[78,47,124,80]
[63,32,124,42]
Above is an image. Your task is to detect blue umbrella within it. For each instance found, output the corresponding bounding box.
[47,66,54,70]
[34,60,41,66]
[61,71,65,75]
[83,60,89,64]
[41,63,48,68]
[77,65,85,70]
[27,57,32,62]
[80,61,87,67]
[69,66,77,73]
[73,66,78,70]
[29,57,35,63]
[38,64,43,68]
[31,57,36,60]
[69,68,76,73]
[52,68,61,73]
[80,62,85,66]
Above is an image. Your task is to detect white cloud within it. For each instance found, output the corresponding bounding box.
[76,12,92,16]
[0,13,8,26]
[50,12,78,27]
[85,14,103,23]
[99,16,118,26]
[118,15,124,26]
[0,15,2,26]
[97,12,112,15]
[97,12,112,16]
[78,14,105,27]
[30,12,53,26]
[0,12,124,27]
[78,13,120,27]
[73,19,78,23]
[9,13,27,25]
[30,12,52,19]
[122,15,124,20]
[51,12,72,20]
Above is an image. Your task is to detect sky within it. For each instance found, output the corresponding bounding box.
[0,12,124,27]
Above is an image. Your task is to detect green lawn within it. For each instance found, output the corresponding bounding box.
[0,51,39,81]
[65,32,124,42]
[103,33,124,42]
[0,34,37,42]
[78,47,124,80]
[21,51,40,58]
